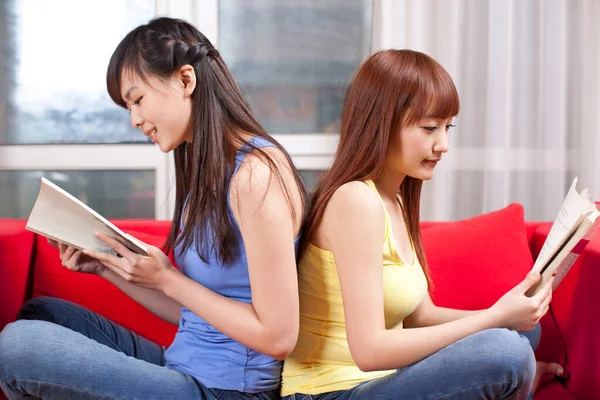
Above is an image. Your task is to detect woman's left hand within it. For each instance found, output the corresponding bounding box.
[83,231,177,291]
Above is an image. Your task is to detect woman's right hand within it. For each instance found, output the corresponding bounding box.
[488,271,554,332]
[48,238,106,276]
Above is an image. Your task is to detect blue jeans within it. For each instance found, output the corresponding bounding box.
[284,326,541,400]
[0,297,279,400]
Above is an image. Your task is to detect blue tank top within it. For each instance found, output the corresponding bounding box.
[164,136,300,393]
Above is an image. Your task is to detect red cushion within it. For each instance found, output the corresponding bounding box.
[0,220,35,333]
[32,228,177,347]
[422,203,534,310]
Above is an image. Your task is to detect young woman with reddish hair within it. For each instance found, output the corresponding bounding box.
[281,49,561,400]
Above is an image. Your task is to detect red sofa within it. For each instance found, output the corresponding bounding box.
[0,204,598,399]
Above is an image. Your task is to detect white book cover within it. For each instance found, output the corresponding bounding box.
[26,178,148,256]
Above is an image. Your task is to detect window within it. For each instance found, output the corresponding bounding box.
[0,170,154,219]
[0,0,168,219]
[218,0,372,135]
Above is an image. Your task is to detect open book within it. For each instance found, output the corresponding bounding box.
[526,177,600,297]
[26,178,148,256]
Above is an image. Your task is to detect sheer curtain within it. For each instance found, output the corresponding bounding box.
[374,0,600,221]
[156,0,600,222]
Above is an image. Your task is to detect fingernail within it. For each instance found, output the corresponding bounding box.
[94,231,101,237]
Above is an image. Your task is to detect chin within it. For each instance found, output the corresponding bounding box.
[412,170,435,181]
[157,141,175,153]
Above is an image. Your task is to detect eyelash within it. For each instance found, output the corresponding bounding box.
[423,124,456,132]
[127,97,143,113]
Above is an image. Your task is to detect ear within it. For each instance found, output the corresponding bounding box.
[177,64,197,98]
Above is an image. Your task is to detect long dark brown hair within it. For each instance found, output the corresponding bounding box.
[107,17,308,265]
[302,50,459,286]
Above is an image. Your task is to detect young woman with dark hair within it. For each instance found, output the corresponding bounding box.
[0,17,307,400]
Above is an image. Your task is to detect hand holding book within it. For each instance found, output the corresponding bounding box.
[82,231,177,291]
[47,238,107,276]
[489,270,555,331]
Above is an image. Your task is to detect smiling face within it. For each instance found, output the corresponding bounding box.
[120,66,197,153]
[386,116,454,181]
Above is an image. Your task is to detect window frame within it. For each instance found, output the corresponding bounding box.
[0,0,386,219]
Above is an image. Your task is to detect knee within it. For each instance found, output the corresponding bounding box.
[0,320,48,382]
[524,322,542,351]
[17,296,66,322]
[477,329,536,389]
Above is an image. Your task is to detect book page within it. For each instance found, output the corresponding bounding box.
[26,178,147,255]
[532,177,596,271]
[551,211,600,289]
[526,212,599,296]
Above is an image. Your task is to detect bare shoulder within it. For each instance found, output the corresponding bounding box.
[327,181,383,219]
[233,147,293,187]
[322,181,385,242]
[230,143,303,231]
[232,145,293,192]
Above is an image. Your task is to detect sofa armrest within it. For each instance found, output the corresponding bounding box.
[0,220,36,332]
[547,233,600,399]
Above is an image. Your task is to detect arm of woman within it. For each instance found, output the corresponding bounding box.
[100,267,183,325]
[86,150,301,360]
[403,295,482,328]
[51,239,182,325]
[324,182,552,372]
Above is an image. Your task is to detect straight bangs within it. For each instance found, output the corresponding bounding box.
[401,59,460,127]
[106,29,148,109]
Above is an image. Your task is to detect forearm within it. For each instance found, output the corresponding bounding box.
[101,268,182,325]
[362,311,499,371]
[161,269,290,359]
[412,306,483,327]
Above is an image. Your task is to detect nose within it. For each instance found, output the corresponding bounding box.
[129,108,143,130]
[433,131,449,154]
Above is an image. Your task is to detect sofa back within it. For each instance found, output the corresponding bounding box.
[1,211,544,346]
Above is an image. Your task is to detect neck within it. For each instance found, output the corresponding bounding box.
[373,168,405,201]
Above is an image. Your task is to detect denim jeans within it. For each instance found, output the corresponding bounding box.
[0,297,279,400]
[284,326,541,400]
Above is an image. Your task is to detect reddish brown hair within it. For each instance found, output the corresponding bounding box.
[302,49,459,286]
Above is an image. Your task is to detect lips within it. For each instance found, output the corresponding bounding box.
[144,128,158,143]
[423,159,440,167]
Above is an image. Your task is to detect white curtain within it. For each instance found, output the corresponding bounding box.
[157,0,600,222]
[155,0,218,44]
[374,0,600,221]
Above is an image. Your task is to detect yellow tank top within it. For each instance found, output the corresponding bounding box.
[281,180,429,396]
